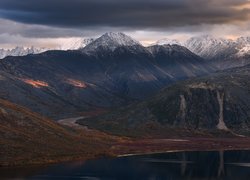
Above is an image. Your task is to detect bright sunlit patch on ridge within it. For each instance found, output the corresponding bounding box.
[20,78,49,88]
[66,78,87,88]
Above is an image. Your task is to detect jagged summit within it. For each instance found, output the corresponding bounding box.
[83,32,141,52]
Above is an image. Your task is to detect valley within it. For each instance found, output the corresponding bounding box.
[1,32,250,168]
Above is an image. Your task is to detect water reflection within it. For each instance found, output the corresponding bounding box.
[218,150,225,177]
[1,150,250,179]
[181,152,187,176]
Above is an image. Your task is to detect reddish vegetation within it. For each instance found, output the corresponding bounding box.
[111,138,250,156]
[66,78,87,88]
[20,79,49,88]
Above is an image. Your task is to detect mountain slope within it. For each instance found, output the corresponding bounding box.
[77,65,250,137]
[0,99,117,166]
[0,51,128,118]
[147,44,214,79]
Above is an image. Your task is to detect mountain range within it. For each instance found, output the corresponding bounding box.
[155,35,250,69]
[0,32,214,118]
[2,34,250,67]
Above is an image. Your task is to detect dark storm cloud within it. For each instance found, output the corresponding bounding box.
[0,0,249,29]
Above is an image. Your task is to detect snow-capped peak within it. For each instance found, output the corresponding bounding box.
[152,38,181,46]
[102,32,141,46]
[83,32,141,52]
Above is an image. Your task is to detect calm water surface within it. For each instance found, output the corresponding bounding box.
[1,150,250,180]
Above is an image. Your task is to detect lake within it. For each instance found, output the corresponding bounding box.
[1,150,250,179]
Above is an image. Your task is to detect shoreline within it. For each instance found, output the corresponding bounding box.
[2,137,250,168]
[117,147,250,158]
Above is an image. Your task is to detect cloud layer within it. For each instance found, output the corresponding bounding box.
[0,0,249,29]
[0,0,250,48]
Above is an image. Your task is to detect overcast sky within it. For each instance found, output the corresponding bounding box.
[0,0,250,48]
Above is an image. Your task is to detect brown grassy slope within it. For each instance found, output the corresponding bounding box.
[0,99,119,167]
